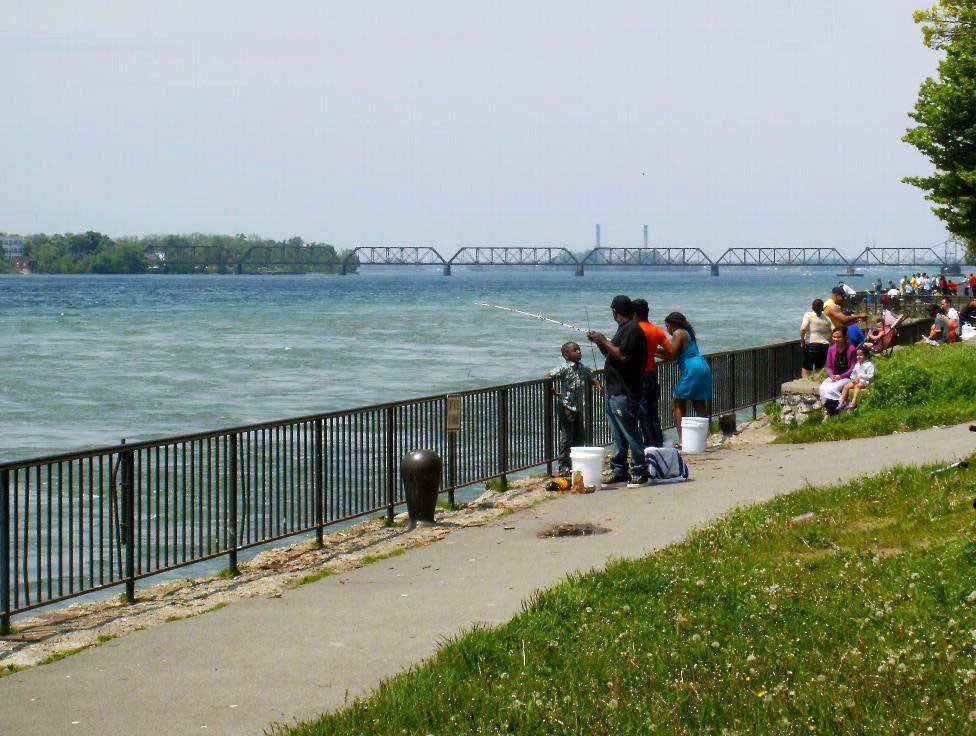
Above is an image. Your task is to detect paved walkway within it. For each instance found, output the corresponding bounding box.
[1,424,973,735]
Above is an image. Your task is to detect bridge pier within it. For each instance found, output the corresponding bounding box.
[575,263,584,277]
[443,263,452,276]
[710,264,720,277]
[232,262,243,275]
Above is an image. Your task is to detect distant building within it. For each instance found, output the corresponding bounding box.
[0,235,25,260]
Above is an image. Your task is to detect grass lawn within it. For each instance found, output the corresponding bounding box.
[278,457,976,736]
[775,344,976,443]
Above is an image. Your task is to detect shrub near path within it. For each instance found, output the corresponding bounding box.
[280,459,976,736]
[778,344,976,444]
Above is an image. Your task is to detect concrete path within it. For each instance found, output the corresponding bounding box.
[1,423,973,736]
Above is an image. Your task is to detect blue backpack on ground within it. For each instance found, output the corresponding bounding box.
[643,447,690,483]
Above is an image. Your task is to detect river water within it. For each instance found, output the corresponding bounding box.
[1,267,888,462]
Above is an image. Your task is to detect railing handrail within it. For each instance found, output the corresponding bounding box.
[0,339,802,472]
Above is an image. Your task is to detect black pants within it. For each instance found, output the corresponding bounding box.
[802,343,829,372]
[638,372,664,448]
[557,404,586,470]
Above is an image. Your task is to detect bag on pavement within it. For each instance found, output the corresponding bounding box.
[643,447,690,484]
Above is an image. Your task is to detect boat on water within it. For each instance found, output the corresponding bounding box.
[835,271,865,277]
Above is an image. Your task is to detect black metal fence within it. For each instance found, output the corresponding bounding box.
[0,339,809,628]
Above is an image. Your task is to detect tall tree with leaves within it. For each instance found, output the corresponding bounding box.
[903,1,976,262]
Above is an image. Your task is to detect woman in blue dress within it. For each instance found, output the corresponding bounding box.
[657,312,713,448]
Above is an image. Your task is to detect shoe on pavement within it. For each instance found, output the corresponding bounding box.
[626,470,649,488]
[603,471,629,485]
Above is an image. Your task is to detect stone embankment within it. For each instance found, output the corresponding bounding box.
[777,378,825,424]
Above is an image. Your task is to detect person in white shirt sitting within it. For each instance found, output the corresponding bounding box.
[839,347,875,410]
[941,297,960,340]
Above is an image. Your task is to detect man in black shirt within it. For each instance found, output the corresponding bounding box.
[587,295,648,484]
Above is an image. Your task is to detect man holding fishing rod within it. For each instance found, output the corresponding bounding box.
[586,295,648,486]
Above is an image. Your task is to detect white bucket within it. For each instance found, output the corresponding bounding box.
[569,446,605,490]
[680,417,709,454]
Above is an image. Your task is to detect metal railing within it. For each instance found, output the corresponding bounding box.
[0,338,816,628]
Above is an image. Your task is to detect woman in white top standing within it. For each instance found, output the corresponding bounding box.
[800,298,832,378]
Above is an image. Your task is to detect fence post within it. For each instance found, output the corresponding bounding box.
[543,378,555,476]
[1,469,9,635]
[752,350,760,419]
[314,419,324,548]
[120,442,136,603]
[497,387,509,487]
[584,380,595,445]
[385,406,396,524]
[447,432,457,509]
[228,433,239,577]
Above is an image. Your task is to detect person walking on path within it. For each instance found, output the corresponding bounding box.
[657,312,713,450]
[547,341,601,475]
[800,298,832,378]
[586,295,647,484]
[632,298,669,448]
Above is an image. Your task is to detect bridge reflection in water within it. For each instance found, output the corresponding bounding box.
[148,243,963,277]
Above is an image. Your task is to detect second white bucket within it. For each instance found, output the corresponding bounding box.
[680,417,709,454]
[569,446,604,490]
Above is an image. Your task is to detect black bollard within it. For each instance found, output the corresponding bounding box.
[401,449,442,529]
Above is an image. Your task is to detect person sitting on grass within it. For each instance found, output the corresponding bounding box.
[961,298,976,328]
[942,297,960,342]
[838,346,874,410]
[548,341,602,476]
[919,304,950,346]
[819,328,856,416]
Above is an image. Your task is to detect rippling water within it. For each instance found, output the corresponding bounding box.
[1,268,878,460]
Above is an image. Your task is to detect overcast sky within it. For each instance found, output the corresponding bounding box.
[2,1,950,255]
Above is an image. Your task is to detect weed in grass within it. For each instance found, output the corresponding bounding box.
[360,548,407,566]
[164,601,229,623]
[278,456,976,736]
[291,569,335,588]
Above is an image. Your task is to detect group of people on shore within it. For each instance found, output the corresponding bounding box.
[547,295,712,485]
[888,272,976,296]
[800,282,976,416]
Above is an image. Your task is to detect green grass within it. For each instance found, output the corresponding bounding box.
[277,458,976,736]
[290,569,335,588]
[777,344,976,443]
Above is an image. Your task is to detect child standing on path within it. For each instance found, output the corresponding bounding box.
[548,342,602,475]
[839,347,875,410]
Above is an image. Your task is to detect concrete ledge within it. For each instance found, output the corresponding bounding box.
[780,378,820,396]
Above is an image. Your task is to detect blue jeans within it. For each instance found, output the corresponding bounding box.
[605,393,645,475]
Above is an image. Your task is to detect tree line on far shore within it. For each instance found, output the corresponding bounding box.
[14,232,360,274]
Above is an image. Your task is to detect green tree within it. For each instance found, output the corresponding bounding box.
[903,1,976,262]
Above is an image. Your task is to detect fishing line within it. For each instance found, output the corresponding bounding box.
[474,302,590,334]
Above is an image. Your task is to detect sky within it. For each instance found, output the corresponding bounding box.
[1,1,951,256]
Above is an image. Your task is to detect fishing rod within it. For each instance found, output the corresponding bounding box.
[474,302,591,334]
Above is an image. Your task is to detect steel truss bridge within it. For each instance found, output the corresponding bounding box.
[148,243,963,277]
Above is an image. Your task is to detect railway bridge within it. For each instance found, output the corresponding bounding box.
[147,243,964,277]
